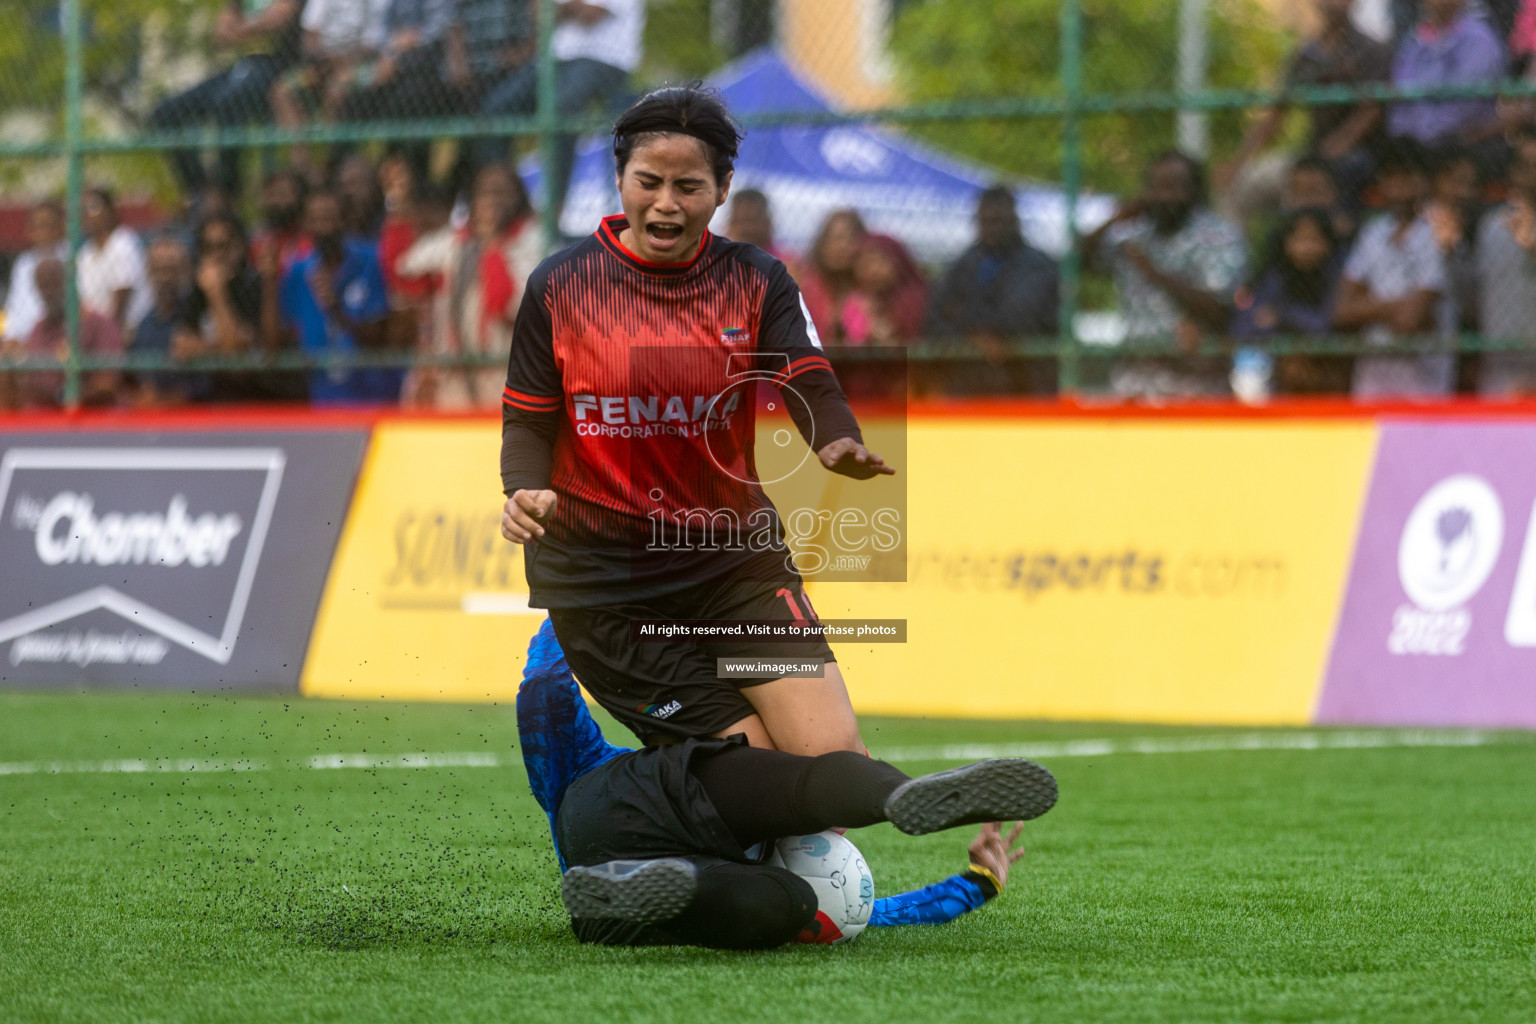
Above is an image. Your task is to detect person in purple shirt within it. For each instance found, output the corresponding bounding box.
[1388,0,1508,159]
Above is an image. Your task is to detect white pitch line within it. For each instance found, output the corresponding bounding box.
[0,730,1515,779]
[873,729,1504,763]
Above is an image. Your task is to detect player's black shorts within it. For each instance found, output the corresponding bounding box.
[547,575,835,745]
[556,735,758,868]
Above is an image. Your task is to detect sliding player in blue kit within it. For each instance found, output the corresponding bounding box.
[515,619,1055,948]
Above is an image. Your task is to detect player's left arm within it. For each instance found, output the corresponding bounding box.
[757,262,896,479]
[868,822,1025,928]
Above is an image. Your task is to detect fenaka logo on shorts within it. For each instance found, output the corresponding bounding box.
[1390,474,1504,656]
[0,448,285,667]
[638,699,683,719]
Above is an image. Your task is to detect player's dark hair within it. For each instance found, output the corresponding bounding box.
[1148,149,1208,206]
[613,82,744,184]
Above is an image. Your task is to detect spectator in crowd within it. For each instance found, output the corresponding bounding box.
[834,234,928,346]
[1426,143,1485,338]
[1218,0,1393,219]
[1334,141,1450,397]
[149,0,304,202]
[427,163,540,407]
[129,236,207,406]
[1282,155,1359,244]
[1082,150,1247,398]
[262,188,401,404]
[269,0,390,172]
[445,0,534,110]
[0,258,122,410]
[799,209,868,344]
[335,153,387,243]
[1231,207,1351,393]
[475,0,645,222]
[725,189,793,263]
[1473,128,1536,395]
[184,211,308,402]
[390,180,456,407]
[1388,0,1507,165]
[2,200,68,346]
[251,169,313,273]
[926,186,1060,394]
[334,0,456,123]
[77,186,152,334]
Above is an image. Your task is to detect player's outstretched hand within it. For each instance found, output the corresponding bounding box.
[968,822,1026,891]
[502,489,558,544]
[817,437,896,479]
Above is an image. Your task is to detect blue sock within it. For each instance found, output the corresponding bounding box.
[516,618,631,868]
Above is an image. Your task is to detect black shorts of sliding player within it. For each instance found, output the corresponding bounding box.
[547,575,835,745]
[571,858,818,949]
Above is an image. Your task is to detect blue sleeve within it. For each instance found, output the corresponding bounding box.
[869,873,988,927]
[278,265,302,329]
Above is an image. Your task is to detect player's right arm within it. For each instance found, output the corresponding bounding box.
[500,269,564,544]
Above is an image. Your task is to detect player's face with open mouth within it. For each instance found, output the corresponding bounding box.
[617,134,731,262]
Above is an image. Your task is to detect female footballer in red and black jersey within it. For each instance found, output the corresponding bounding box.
[499,84,894,755]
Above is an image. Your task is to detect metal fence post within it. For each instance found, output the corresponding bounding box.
[1057,0,1084,395]
[536,0,560,254]
[62,0,84,409]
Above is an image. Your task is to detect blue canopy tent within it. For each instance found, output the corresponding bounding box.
[521,49,1111,264]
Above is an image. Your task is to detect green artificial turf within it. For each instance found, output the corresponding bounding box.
[2,690,1534,1024]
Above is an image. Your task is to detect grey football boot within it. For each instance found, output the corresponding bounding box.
[560,858,699,923]
[884,758,1058,835]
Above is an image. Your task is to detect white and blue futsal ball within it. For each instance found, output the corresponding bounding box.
[770,830,875,944]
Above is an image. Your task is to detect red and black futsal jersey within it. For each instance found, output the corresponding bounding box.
[501,214,863,608]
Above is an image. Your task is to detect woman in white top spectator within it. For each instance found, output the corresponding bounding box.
[397,163,542,408]
[2,200,68,345]
[77,186,153,334]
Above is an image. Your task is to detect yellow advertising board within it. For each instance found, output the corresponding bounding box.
[812,418,1377,724]
[308,415,1376,722]
[301,421,543,701]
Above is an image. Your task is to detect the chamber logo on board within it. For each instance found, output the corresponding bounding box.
[1391,474,1504,656]
[0,448,284,666]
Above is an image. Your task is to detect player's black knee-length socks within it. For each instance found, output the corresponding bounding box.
[689,746,911,847]
[655,862,818,950]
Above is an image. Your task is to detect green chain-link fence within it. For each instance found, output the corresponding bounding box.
[4,0,1536,408]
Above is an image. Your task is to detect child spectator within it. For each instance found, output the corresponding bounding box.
[1334,141,1450,398]
[798,209,868,344]
[1232,208,1350,394]
[77,186,152,334]
[0,258,122,410]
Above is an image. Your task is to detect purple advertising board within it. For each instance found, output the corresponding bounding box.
[0,428,366,690]
[1319,422,1536,728]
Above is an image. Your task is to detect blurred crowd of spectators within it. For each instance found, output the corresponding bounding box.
[11,0,1536,408]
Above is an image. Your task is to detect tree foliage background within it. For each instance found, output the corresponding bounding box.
[890,0,1292,196]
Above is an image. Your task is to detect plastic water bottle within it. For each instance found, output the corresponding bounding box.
[1231,346,1273,405]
